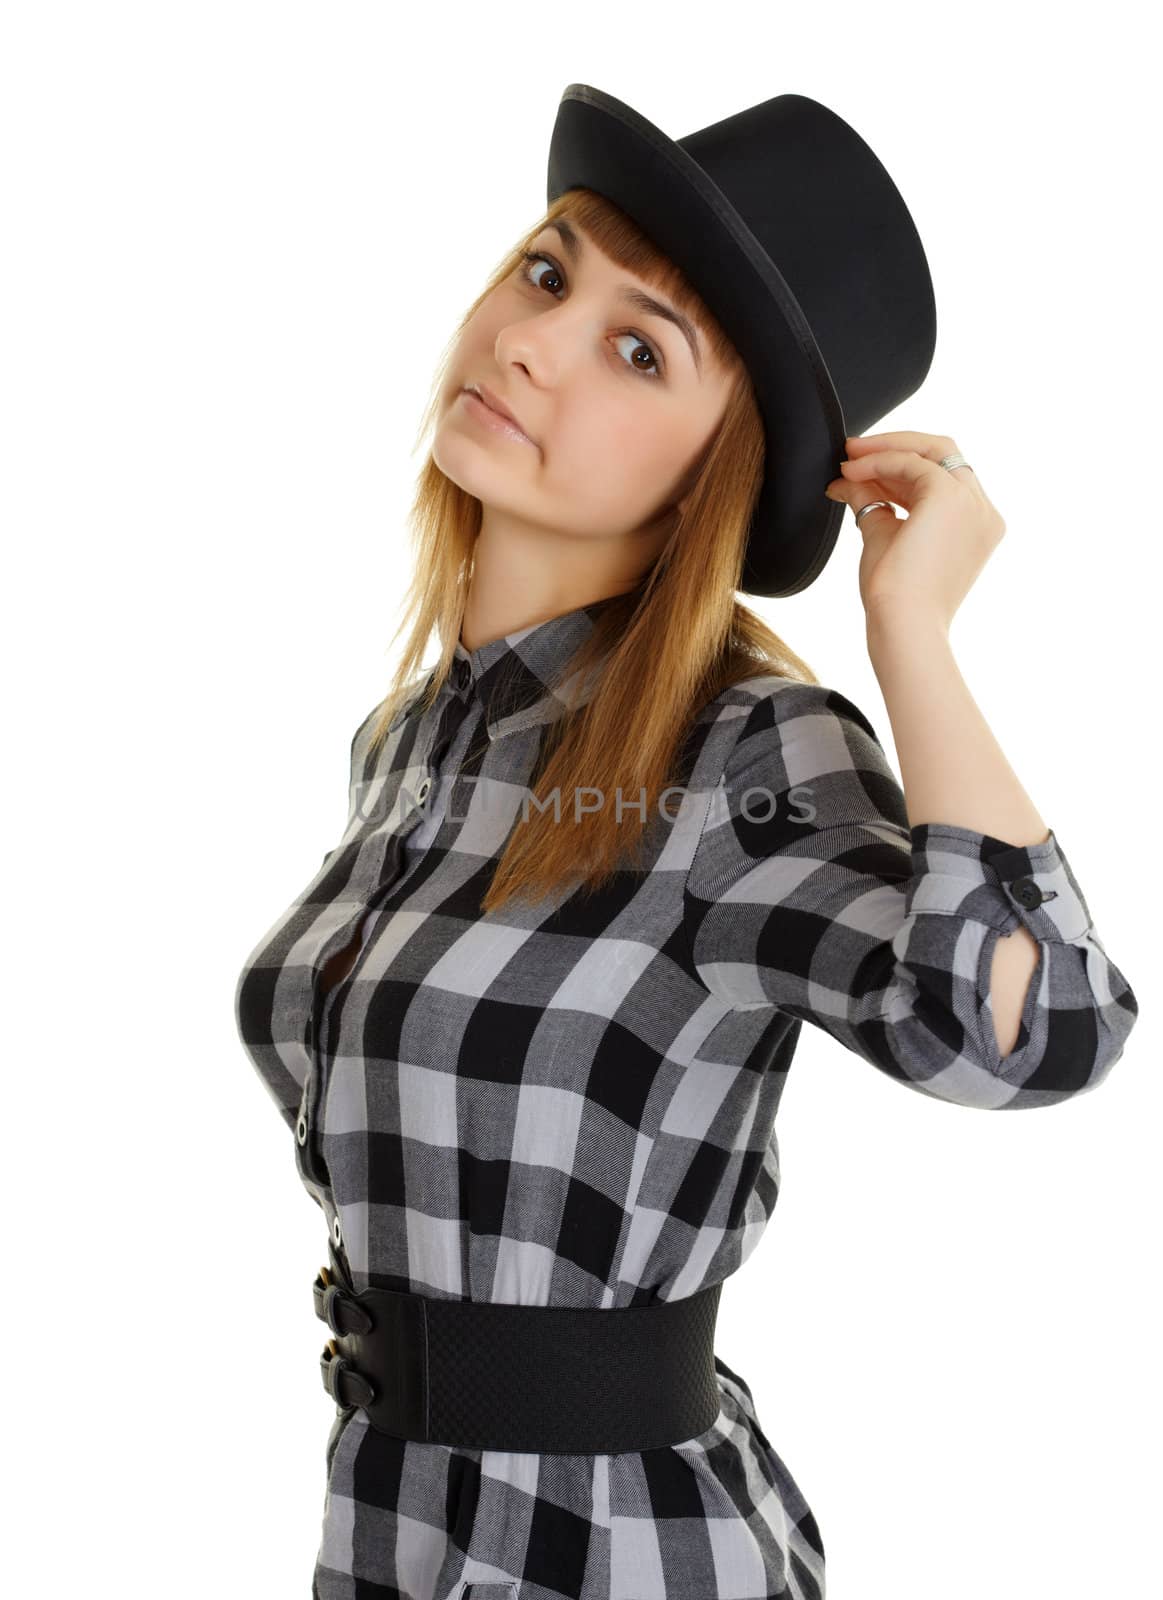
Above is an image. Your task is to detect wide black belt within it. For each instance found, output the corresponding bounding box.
[313,1252,724,1454]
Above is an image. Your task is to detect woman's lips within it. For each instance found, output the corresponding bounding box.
[461,386,537,447]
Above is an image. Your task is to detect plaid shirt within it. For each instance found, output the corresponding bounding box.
[234,593,1138,1600]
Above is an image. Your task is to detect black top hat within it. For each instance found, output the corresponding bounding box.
[546,84,938,598]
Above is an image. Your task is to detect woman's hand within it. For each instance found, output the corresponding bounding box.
[824,431,1006,632]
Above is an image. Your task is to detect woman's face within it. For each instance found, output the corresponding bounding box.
[432,219,734,549]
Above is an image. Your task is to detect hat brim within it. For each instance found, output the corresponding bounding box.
[547,83,847,598]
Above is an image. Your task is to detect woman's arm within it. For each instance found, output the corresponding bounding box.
[865,608,1046,1058]
[682,678,1138,1108]
[825,426,1122,1064]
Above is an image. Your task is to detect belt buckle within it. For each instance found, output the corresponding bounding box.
[314,1263,374,1338]
[321,1336,377,1409]
[316,1265,378,1413]
[320,1338,350,1407]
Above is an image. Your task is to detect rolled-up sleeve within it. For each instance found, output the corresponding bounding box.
[682,683,1139,1110]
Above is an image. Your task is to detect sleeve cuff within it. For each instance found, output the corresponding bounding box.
[906,822,1094,944]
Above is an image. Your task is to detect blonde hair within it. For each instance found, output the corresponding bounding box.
[369,185,820,913]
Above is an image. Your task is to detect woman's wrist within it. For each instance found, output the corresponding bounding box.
[864,600,951,667]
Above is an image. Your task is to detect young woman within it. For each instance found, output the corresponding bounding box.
[234,87,1139,1600]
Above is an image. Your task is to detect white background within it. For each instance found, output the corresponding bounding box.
[4,3,1157,1597]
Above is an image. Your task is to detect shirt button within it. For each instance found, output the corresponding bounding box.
[296,1112,308,1146]
[332,1215,342,1248]
[1009,875,1044,909]
[415,777,431,802]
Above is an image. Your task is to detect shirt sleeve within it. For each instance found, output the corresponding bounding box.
[682,682,1139,1110]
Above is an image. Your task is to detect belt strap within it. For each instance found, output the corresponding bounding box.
[313,1257,724,1454]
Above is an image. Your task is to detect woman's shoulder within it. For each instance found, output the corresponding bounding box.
[693,672,883,748]
[348,666,436,758]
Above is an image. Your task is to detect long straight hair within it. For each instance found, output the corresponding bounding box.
[368,186,820,913]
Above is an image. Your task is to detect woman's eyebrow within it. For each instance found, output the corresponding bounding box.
[538,220,704,376]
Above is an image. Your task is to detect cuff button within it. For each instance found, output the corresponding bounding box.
[1009,875,1044,910]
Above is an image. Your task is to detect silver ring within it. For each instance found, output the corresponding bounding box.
[854,499,893,527]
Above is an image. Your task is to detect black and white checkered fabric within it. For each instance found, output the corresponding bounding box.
[234,594,1138,1600]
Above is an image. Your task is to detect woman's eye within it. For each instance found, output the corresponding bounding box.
[517,251,664,380]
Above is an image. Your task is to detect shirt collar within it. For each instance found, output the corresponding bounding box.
[389,591,629,741]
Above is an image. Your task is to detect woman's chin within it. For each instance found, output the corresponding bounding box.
[433,433,535,503]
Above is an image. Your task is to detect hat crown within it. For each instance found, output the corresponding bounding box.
[677,93,937,434]
[547,85,937,595]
